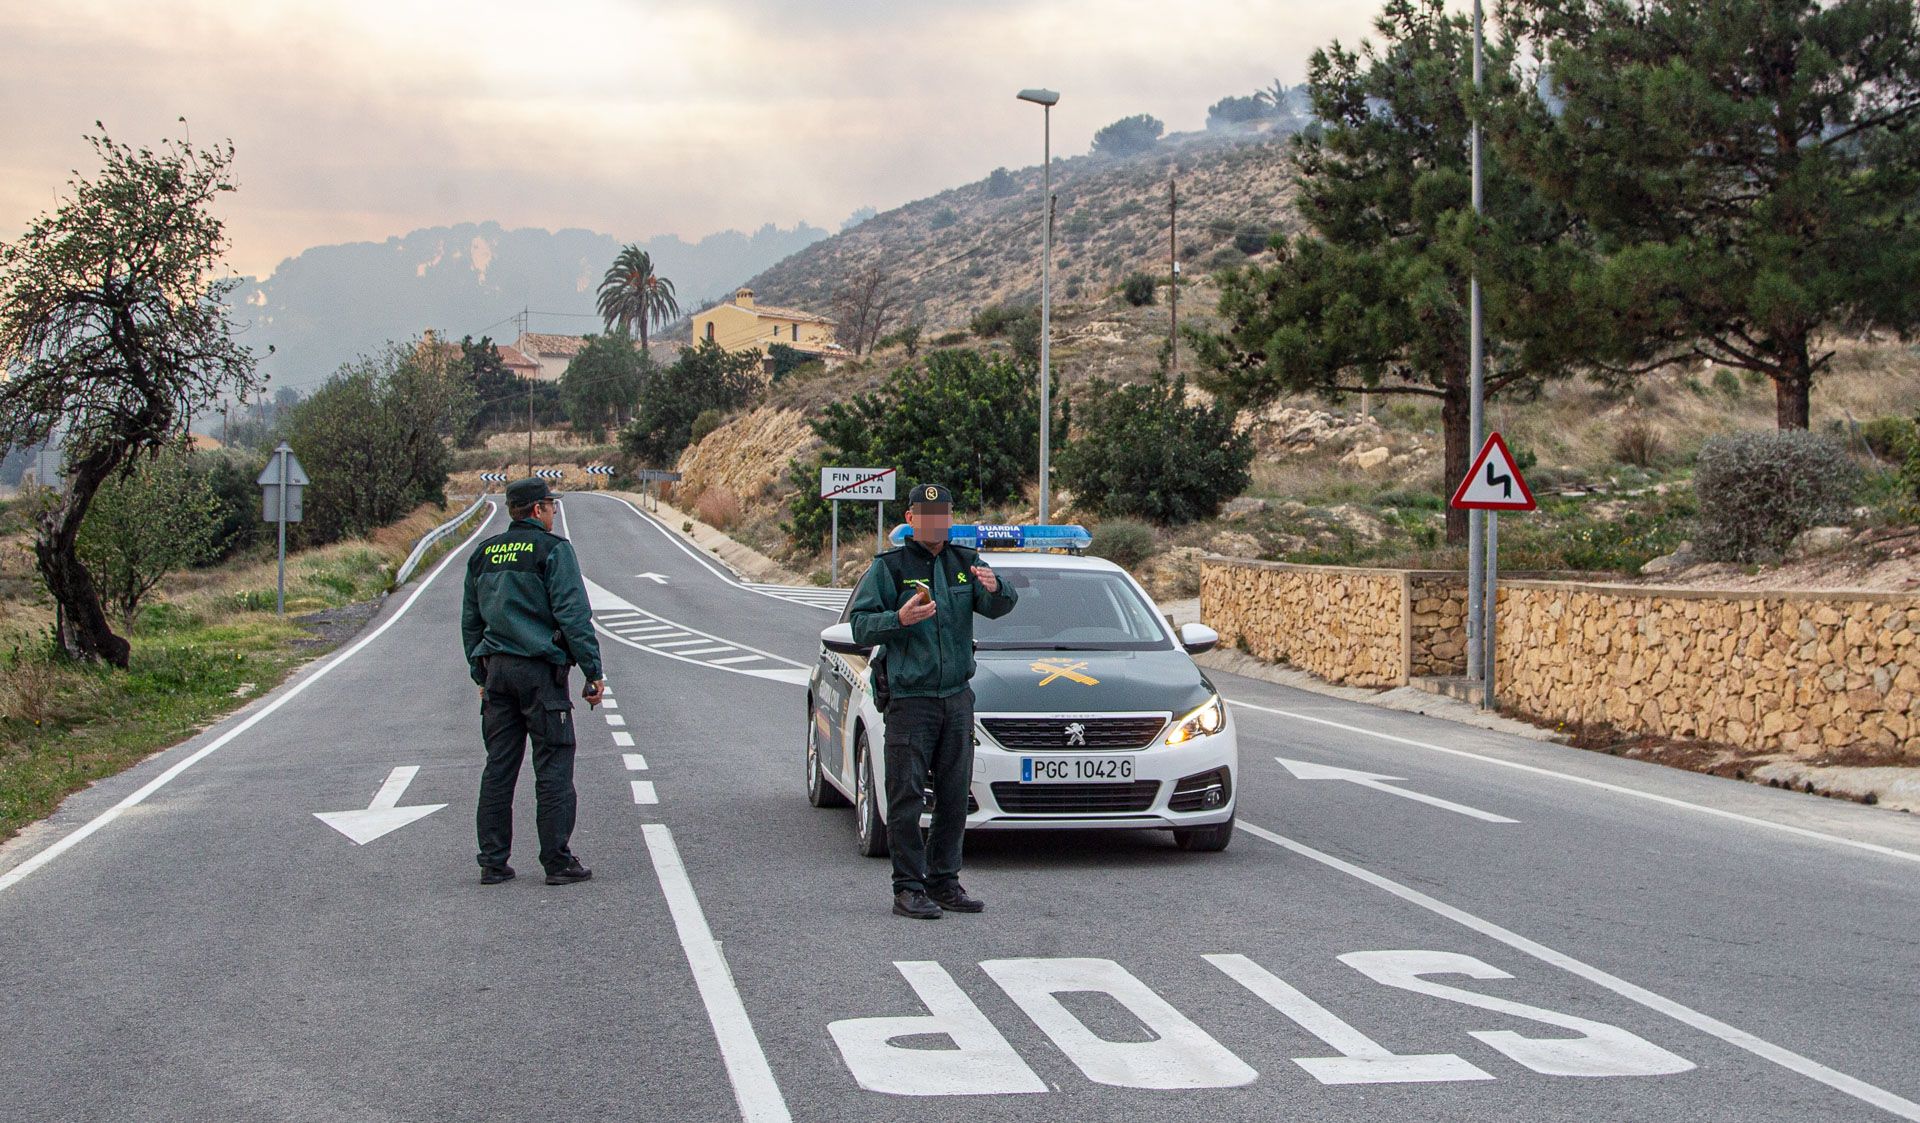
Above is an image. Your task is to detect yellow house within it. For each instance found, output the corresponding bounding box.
[691,288,847,363]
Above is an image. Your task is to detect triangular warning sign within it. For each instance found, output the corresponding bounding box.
[1450,432,1536,511]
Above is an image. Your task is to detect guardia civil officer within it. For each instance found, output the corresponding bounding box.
[460,477,605,886]
[848,484,1018,919]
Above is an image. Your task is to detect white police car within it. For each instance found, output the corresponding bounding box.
[806,524,1237,854]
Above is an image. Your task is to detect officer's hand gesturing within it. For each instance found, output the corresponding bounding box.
[971,565,998,593]
[898,588,936,626]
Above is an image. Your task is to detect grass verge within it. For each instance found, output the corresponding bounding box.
[0,500,470,844]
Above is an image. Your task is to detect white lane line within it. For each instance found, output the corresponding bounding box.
[1227,698,1920,866]
[676,646,737,656]
[630,780,658,804]
[654,638,714,649]
[641,824,791,1123]
[0,503,502,895]
[612,731,635,747]
[710,655,763,666]
[606,714,627,727]
[623,753,649,771]
[594,493,849,618]
[1235,820,1920,1121]
[626,626,682,635]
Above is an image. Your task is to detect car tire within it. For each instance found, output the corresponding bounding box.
[854,729,889,858]
[1173,814,1234,852]
[806,704,850,808]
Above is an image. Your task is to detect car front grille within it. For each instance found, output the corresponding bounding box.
[982,716,1167,751]
[990,780,1161,814]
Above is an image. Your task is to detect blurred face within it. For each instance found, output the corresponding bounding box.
[906,503,951,547]
[533,497,558,530]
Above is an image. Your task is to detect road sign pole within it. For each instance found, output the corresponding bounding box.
[275,445,288,617]
[830,500,840,587]
[1483,511,1498,709]
[1466,0,1487,683]
[876,500,884,554]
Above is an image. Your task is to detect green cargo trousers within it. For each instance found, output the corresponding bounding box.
[477,654,578,873]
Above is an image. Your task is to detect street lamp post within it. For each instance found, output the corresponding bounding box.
[1018,87,1060,522]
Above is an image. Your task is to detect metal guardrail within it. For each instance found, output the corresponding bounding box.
[393,495,490,588]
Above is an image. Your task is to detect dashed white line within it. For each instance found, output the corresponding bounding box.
[623,753,649,771]
[641,823,792,1122]
[630,780,659,804]
[606,714,627,727]
[602,698,619,710]
[612,731,635,747]
[711,655,762,666]
[655,638,713,649]
[677,645,736,656]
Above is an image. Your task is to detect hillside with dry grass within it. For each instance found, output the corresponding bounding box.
[742,127,1299,332]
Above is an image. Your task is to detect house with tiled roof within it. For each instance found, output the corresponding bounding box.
[691,288,849,366]
[515,332,594,382]
[494,343,541,381]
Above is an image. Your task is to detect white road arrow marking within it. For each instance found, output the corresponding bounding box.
[1275,757,1518,823]
[313,766,448,844]
[636,572,670,584]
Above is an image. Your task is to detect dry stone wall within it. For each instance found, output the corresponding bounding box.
[1201,555,1920,760]
[1199,559,1411,687]
[1496,582,1920,760]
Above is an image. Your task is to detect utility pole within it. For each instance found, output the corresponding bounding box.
[1467,0,1489,694]
[1169,175,1179,377]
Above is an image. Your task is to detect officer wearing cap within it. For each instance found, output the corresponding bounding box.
[849,483,1018,919]
[460,477,604,887]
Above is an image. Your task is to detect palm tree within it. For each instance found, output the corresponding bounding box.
[596,245,679,356]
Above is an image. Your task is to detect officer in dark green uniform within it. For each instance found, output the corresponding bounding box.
[849,484,1018,919]
[460,477,605,886]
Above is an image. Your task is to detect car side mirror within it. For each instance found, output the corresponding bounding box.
[1177,622,1219,655]
[820,622,868,656]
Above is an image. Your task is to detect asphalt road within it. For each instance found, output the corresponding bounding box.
[3,491,1918,1122]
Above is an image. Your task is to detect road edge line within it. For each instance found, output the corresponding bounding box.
[1228,697,1920,866]
[1236,819,1920,1120]
[0,502,500,896]
[641,823,792,1123]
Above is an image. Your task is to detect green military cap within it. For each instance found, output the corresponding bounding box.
[908,482,952,508]
[505,477,560,508]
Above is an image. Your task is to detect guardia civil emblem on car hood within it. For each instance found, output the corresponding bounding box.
[971,648,1215,716]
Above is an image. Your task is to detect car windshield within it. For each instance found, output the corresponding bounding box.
[974,566,1173,651]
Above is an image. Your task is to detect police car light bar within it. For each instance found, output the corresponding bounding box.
[888,523,1093,551]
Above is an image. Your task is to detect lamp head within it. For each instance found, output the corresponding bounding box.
[1016,88,1060,107]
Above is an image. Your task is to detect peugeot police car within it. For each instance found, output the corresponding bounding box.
[806,524,1237,854]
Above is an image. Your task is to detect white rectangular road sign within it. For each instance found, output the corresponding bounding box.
[820,466,896,501]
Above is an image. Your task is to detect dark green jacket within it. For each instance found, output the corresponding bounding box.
[461,517,603,685]
[849,540,1018,699]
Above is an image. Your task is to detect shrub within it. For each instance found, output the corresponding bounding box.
[619,341,761,466]
[783,349,1065,549]
[1087,519,1158,569]
[929,207,959,230]
[1232,224,1272,256]
[1612,419,1663,467]
[1056,377,1254,525]
[1859,415,1918,462]
[970,303,1029,338]
[1090,114,1164,158]
[689,408,727,445]
[933,330,968,346]
[696,486,742,529]
[1694,430,1861,562]
[1121,272,1157,306]
[985,167,1017,198]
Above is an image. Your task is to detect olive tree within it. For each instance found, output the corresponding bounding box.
[0,125,260,666]
[75,447,226,628]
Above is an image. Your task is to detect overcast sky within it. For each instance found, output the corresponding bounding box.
[1,0,1377,280]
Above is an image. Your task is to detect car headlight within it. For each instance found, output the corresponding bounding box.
[1165,696,1224,746]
